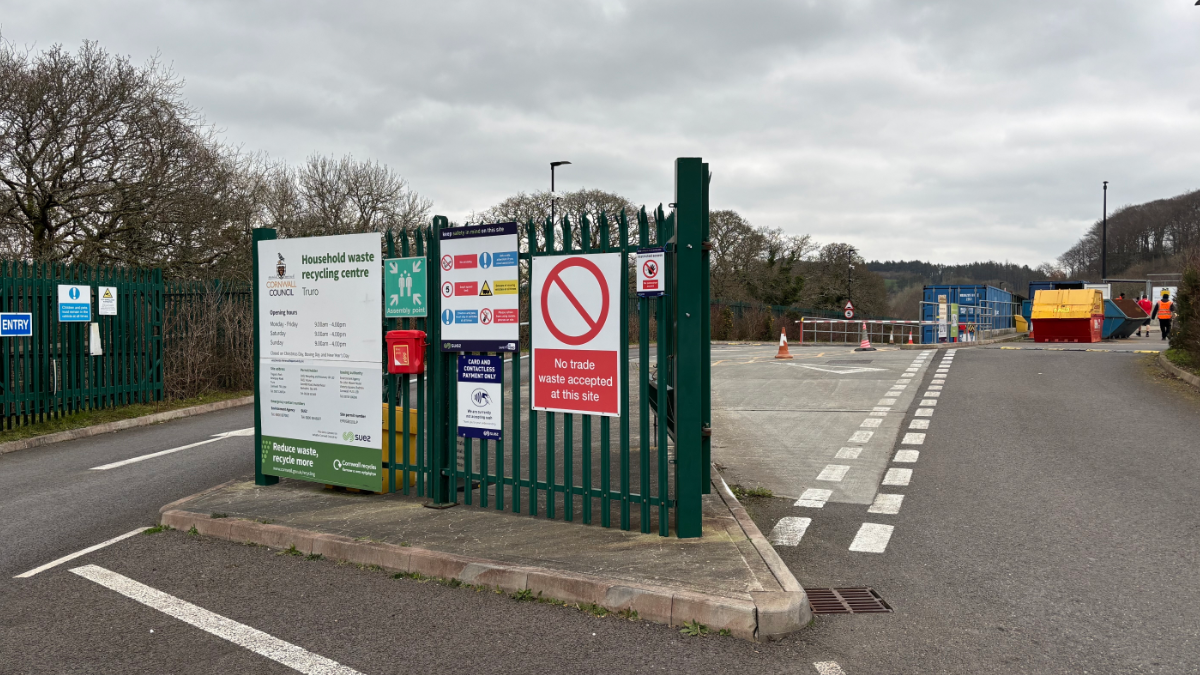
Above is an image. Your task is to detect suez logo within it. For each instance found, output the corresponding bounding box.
[341,431,372,443]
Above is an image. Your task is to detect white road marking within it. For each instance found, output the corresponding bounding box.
[902,432,926,445]
[814,662,847,675]
[877,398,897,406]
[794,488,833,507]
[897,378,912,383]
[894,449,920,463]
[848,430,874,443]
[909,419,929,429]
[849,523,894,553]
[859,418,881,428]
[928,385,943,391]
[835,446,862,459]
[868,493,905,515]
[936,369,949,374]
[14,528,149,578]
[69,565,364,675]
[797,365,886,374]
[932,379,945,385]
[924,391,941,397]
[872,406,891,411]
[915,408,934,417]
[868,410,888,417]
[920,399,937,406]
[817,465,851,482]
[882,468,912,485]
[768,517,812,546]
[90,428,254,471]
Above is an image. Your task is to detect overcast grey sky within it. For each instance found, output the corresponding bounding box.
[3,1,1198,266]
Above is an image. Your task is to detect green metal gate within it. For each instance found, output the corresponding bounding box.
[256,158,712,538]
[0,261,163,429]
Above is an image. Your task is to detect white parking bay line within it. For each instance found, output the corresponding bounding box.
[882,468,912,485]
[835,446,862,459]
[909,419,929,429]
[902,432,926,445]
[867,493,905,515]
[814,662,848,675]
[14,528,149,578]
[894,449,920,463]
[849,523,894,553]
[768,517,812,546]
[848,430,873,443]
[69,565,364,675]
[817,465,851,482]
[90,428,254,471]
[794,488,833,508]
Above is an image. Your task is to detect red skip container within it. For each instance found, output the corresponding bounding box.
[385,330,427,374]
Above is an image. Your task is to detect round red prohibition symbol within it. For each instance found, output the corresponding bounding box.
[480,308,492,325]
[441,281,453,297]
[440,255,453,271]
[542,257,610,346]
[642,259,658,278]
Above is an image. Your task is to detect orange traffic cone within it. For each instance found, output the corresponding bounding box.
[855,322,877,351]
[907,330,913,345]
[775,327,793,359]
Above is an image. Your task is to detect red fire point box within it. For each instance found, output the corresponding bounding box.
[385,330,427,374]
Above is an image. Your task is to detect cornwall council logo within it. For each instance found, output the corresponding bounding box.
[334,459,343,471]
[276,253,286,278]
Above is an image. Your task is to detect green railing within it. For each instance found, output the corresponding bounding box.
[0,261,163,429]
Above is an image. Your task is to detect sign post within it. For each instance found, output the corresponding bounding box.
[385,257,427,318]
[438,222,520,352]
[255,232,383,491]
[531,253,622,416]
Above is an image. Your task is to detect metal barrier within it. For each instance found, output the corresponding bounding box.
[796,319,922,345]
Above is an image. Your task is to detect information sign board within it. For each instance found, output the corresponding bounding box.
[58,285,91,322]
[531,253,621,417]
[0,313,32,337]
[99,286,118,316]
[438,223,520,351]
[385,257,427,318]
[256,233,382,491]
[457,354,503,440]
[636,248,665,297]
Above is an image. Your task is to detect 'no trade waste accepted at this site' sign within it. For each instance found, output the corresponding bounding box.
[531,253,622,417]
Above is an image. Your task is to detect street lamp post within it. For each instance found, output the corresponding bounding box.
[847,246,856,305]
[1101,181,1108,281]
[550,161,571,228]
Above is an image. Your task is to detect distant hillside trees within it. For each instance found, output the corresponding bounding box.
[1058,188,1200,279]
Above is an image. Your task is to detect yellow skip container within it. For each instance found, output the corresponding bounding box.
[1030,289,1104,319]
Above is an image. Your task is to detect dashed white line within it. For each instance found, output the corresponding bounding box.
[927,385,943,391]
[817,465,851,482]
[14,528,149,578]
[924,391,941,397]
[835,446,862,459]
[849,523,894,553]
[768,517,812,546]
[902,432,926,445]
[794,488,833,507]
[931,379,945,385]
[69,565,365,675]
[909,419,929,429]
[872,406,891,411]
[814,661,847,675]
[894,449,920,463]
[860,418,881,428]
[882,467,912,485]
[920,399,937,406]
[868,410,888,417]
[915,408,934,417]
[867,493,905,515]
[848,430,874,443]
[877,398,896,406]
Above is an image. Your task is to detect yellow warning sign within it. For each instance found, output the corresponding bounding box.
[103,288,114,298]
[492,280,518,295]
[479,281,493,297]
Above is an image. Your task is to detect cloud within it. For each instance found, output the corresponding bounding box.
[3,0,1198,265]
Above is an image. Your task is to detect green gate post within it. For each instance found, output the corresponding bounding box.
[252,227,279,486]
[428,216,453,505]
[673,158,706,538]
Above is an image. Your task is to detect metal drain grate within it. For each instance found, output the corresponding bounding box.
[804,587,893,614]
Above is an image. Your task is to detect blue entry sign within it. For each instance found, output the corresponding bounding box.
[457,354,503,440]
[58,285,91,322]
[0,313,33,337]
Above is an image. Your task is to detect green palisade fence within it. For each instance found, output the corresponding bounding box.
[0,261,163,429]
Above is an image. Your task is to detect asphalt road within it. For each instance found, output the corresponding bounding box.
[744,344,1200,674]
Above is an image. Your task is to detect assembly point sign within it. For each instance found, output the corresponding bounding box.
[531,253,621,417]
[256,232,382,492]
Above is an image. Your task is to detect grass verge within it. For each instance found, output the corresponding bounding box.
[1165,348,1200,378]
[0,390,250,445]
